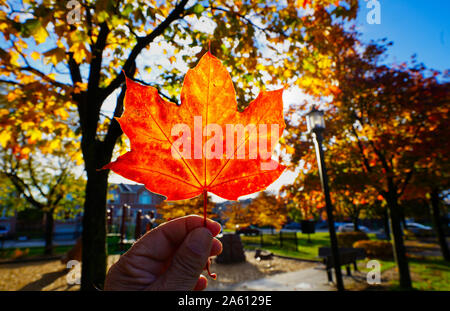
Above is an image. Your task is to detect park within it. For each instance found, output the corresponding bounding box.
[0,0,449,295]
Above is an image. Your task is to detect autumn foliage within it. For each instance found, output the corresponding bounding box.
[158,194,217,221]
[0,0,363,289]
[104,52,286,205]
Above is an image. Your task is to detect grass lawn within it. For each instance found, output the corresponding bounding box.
[0,245,73,260]
[406,257,450,291]
[358,257,450,291]
[240,231,331,261]
[240,232,378,261]
[239,231,450,291]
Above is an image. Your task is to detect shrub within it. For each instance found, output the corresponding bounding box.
[11,248,29,260]
[403,228,434,239]
[353,240,393,259]
[337,231,369,247]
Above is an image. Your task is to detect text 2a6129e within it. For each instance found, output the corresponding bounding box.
[221,295,271,306]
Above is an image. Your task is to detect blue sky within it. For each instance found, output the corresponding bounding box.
[355,0,450,72]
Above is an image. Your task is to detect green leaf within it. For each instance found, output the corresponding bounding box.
[192,3,204,17]
[20,19,40,37]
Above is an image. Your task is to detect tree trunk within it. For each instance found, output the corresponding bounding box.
[386,191,412,289]
[81,168,109,291]
[352,217,359,231]
[430,188,450,262]
[78,86,125,290]
[399,204,407,228]
[383,208,390,241]
[44,210,54,255]
[352,209,360,231]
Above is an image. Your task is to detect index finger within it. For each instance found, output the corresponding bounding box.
[127,215,221,262]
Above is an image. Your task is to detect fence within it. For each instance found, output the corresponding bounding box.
[4,219,82,242]
[107,205,156,254]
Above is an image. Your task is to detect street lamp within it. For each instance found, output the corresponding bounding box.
[306,107,345,291]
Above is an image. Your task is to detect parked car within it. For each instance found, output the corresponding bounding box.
[0,226,9,246]
[404,222,433,237]
[0,225,9,237]
[236,225,260,236]
[283,222,301,230]
[337,223,370,233]
[315,221,342,231]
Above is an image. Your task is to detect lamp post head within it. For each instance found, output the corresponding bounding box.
[306,107,325,134]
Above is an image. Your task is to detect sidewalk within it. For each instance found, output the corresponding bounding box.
[219,267,333,291]
[209,265,366,291]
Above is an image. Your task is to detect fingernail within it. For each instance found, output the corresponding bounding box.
[207,220,222,236]
[187,228,212,255]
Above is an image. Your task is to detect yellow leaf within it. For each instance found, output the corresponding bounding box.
[49,139,60,151]
[0,108,9,117]
[54,108,69,120]
[29,129,41,141]
[34,26,48,45]
[31,51,40,60]
[285,145,295,154]
[7,92,17,102]
[70,43,87,63]
[0,130,10,147]
[21,146,31,155]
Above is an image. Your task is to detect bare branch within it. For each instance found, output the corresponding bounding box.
[0,79,21,85]
[350,124,373,173]
[26,156,47,198]
[3,171,44,209]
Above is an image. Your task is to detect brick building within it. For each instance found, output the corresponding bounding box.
[107,183,166,223]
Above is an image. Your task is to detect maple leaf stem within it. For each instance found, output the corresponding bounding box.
[203,189,207,227]
[203,189,217,279]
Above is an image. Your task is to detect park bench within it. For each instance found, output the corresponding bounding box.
[318,247,366,282]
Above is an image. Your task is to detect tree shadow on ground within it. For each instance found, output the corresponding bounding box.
[19,269,68,291]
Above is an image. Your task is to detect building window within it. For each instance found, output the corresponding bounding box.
[139,191,152,204]
[108,191,119,203]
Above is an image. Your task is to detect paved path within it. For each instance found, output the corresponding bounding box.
[210,266,337,291]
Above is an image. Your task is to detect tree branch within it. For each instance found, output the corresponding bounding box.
[398,170,413,198]
[3,172,44,209]
[210,6,270,34]
[67,52,83,85]
[102,84,127,158]
[19,66,71,90]
[0,79,21,86]
[26,156,47,199]
[350,124,372,173]
[101,0,189,99]
[88,22,110,99]
[132,78,178,104]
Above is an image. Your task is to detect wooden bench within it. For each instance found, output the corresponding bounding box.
[318,247,366,282]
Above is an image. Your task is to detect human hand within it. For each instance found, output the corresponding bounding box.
[104,215,222,291]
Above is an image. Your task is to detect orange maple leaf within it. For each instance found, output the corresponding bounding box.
[103,52,285,202]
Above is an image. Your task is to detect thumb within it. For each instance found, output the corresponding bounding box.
[147,227,213,291]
